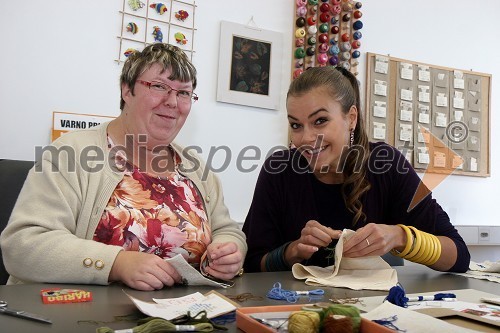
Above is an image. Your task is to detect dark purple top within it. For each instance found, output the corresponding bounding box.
[242,142,470,273]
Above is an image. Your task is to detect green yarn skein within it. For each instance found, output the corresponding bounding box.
[96,317,213,333]
[321,304,361,333]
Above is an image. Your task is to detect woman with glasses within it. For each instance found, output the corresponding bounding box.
[242,66,470,274]
[1,43,246,290]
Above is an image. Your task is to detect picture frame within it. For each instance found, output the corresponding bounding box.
[216,21,283,110]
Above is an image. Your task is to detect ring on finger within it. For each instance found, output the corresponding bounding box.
[366,238,370,246]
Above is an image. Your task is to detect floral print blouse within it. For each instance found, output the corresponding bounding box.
[93,139,211,268]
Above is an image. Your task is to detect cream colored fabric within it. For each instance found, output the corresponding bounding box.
[292,229,398,290]
[453,260,500,283]
[362,301,479,333]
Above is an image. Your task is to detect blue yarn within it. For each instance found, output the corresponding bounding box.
[386,283,456,308]
[386,284,408,307]
[266,282,325,303]
[373,315,407,332]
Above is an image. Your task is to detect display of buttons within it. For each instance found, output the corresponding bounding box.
[292,0,364,79]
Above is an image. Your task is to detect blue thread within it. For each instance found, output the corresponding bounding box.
[266,282,324,303]
[373,315,407,332]
[386,283,456,308]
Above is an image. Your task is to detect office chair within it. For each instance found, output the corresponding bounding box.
[0,159,34,284]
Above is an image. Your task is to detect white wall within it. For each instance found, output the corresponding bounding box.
[0,0,498,260]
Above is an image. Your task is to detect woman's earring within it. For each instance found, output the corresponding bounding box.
[350,129,354,148]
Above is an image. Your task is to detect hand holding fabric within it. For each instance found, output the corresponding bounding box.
[286,220,342,264]
[342,223,405,257]
[109,251,182,291]
[203,242,243,280]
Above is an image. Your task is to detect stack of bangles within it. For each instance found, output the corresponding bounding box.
[390,224,442,266]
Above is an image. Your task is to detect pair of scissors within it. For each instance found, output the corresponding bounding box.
[0,300,52,324]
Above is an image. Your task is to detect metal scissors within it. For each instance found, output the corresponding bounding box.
[0,300,52,324]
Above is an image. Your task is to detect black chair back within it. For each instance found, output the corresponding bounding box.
[0,159,34,284]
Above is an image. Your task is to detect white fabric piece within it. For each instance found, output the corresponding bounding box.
[292,229,398,290]
[165,254,230,288]
[362,301,480,333]
[452,260,500,283]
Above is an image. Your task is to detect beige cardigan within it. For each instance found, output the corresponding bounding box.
[0,122,246,285]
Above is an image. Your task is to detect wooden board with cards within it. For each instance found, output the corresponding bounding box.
[365,52,491,177]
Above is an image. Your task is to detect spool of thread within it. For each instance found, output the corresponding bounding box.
[323,314,353,333]
[288,311,321,333]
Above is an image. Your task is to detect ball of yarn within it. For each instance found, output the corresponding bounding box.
[322,305,360,332]
[323,314,353,333]
[288,311,321,333]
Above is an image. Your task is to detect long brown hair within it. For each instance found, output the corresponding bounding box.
[287,66,371,225]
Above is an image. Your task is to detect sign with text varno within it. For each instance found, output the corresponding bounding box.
[52,111,115,141]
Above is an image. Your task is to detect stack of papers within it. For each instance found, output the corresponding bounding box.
[125,291,237,320]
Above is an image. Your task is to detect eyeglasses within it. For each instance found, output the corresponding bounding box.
[136,80,198,102]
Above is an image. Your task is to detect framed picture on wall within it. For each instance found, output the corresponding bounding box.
[216,21,283,110]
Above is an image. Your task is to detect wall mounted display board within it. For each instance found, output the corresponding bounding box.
[116,0,197,63]
[365,52,491,177]
[291,0,364,80]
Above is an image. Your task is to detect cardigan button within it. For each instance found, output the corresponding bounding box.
[95,260,105,270]
[83,258,93,268]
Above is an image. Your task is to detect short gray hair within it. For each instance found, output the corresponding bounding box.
[119,43,197,110]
